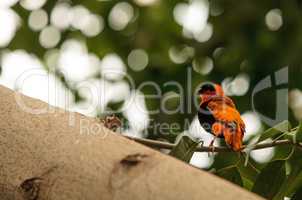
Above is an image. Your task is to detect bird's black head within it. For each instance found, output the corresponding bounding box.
[198,82,224,99]
[198,82,216,95]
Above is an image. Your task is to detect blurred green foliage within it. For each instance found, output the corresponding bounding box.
[2,0,302,198]
[6,0,301,136]
[170,121,302,199]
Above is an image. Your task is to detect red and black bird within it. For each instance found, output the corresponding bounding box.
[197,82,245,151]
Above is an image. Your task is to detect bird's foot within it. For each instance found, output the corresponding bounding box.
[198,139,204,147]
[207,139,216,157]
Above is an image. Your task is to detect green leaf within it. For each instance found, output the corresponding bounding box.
[284,122,302,143]
[216,166,243,186]
[273,170,302,200]
[169,135,199,163]
[242,177,254,190]
[237,154,260,184]
[210,152,259,188]
[273,148,302,200]
[252,160,286,199]
[295,121,302,143]
[270,145,294,161]
[258,121,291,143]
[284,131,297,142]
[292,188,302,200]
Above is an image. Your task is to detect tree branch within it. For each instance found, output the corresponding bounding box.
[124,136,302,153]
[0,85,264,200]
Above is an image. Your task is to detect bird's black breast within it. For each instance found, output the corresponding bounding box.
[198,103,224,138]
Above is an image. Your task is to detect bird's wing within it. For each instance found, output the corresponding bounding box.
[204,96,245,151]
[207,100,245,134]
[208,101,245,151]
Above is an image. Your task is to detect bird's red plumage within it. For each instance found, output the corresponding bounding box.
[198,84,245,151]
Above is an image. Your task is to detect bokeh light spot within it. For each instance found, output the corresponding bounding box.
[70,5,90,30]
[250,139,275,163]
[289,89,302,121]
[169,46,194,64]
[265,9,283,31]
[108,2,134,31]
[0,0,19,8]
[134,0,158,7]
[39,26,61,48]
[0,8,20,47]
[232,73,250,96]
[100,53,126,81]
[58,39,100,82]
[28,9,48,31]
[194,23,213,42]
[242,111,263,141]
[44,49,59,70]
[193,57,214,75]
[123,90,149,134]
[20,0,47,10]
[81,14,104,37]
[173,0,209,41]
[128,49,149,71]
[190,152,214,169]
[222,73,250,96]
[209,0,224,16]
[51,3,72,30]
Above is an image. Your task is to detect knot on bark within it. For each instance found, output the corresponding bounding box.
[19,177,43,200]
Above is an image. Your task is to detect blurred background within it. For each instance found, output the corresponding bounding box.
[0,0,301,169]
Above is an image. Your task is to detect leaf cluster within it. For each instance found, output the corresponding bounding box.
[170,121,302,199]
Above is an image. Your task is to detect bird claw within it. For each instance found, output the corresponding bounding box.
[207,139,216,157]
[198,139,204,146]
